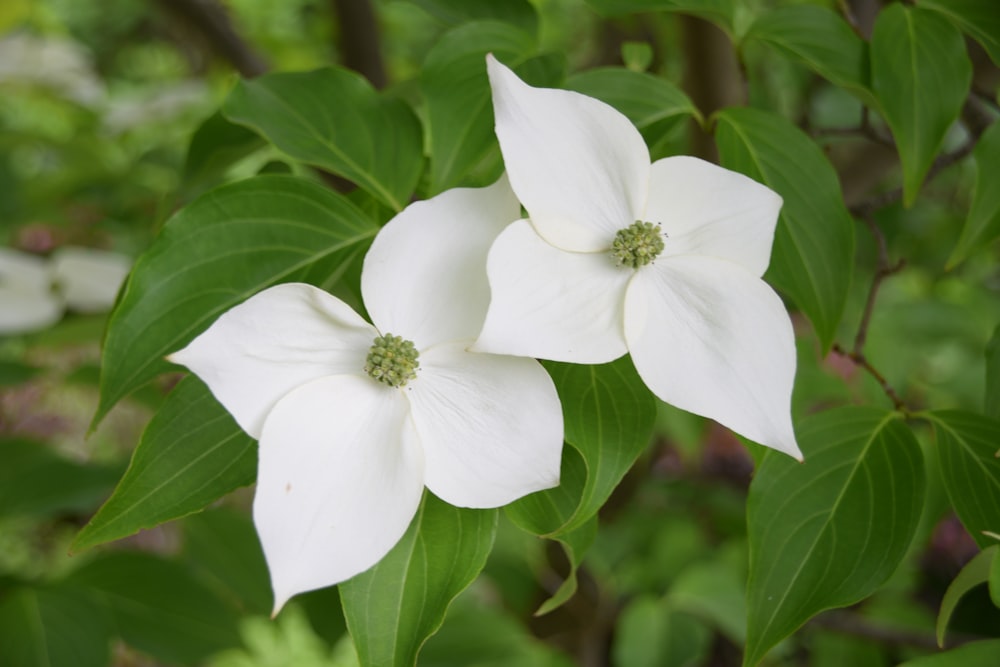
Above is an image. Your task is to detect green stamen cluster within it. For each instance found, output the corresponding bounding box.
[611,220,665,269]
[365,333,420,387]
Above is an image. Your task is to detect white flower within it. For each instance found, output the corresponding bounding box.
[0,246,131,335]
[168,176,563,613]
[474,56,801,460]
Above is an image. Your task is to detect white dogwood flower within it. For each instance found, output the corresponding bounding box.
[168,176,563,614]
[0,246,131,334]
[475,56,801,460]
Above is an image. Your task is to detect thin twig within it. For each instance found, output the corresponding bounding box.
[812,610,978,650]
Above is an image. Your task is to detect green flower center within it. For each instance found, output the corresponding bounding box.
[364,333,419,388]
[611,220,665,268]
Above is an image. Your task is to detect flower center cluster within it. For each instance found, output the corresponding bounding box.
[365,333,419,387]
[611,220,665,269]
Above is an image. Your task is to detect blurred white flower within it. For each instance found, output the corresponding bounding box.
[0,247,131,334]
[0,33,105,107]
[168,176,563,613]
[476,56,801,460]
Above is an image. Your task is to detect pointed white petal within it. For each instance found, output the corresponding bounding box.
[408,342,562,508]
[486,55,650,252]
[0,248,62,334]
[168,283,376,439]
[645,156,782,278]
[362,175,520,348]
[473,220,630,363]
[253,374,424,613]
[50,246,132,313]
[624,257,800,459]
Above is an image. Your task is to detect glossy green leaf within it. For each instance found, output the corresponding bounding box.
[898,640,1000,667]
[340,492,497,667]
[936,545,997,646]
[181,110,265,197]
[410,0,538,34]
[919,0,1000,66]
[948,124,1000,267]
[76,377,255,551]
[613,597,712,667]
[929,410,1000,548]
[95,176,377,424]
[182,507,272,616]
[745,5,874,105]
[505,448,596,615]
[987,324,1000,420]
[585,0,736,35]
[224,68,423,210]
[871,5,971,207]
[553,357,656,533]
[0,438,120,519]
[421,21,536,194]
[67,551,242,664]
[0,585,112,667]
[565,67,700,157]
[715,107,854,350]
[745,407,924,667]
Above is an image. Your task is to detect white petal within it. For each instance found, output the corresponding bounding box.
[487,55,650,252]
[253,375,424,613]
[645,156,782,278]
[407,342,562,508]
[50,246,132,312]
[0,248,62,334]
[473,220,630,363]
[624,257,800,459]
[362,175,520,347]
[168,283,377,439]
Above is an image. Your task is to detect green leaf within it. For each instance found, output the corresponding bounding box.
[585,0,736,36]
[505,448,597,614]
[421,21,536,194]
[948,123,1000,268]
[745,407,925,667]
[0,438,121,519]
[181,110,265,197]
[919,0,1000,67]
[339,492,497,667]
[668,558,747,645]
[534,517,598,616]
[0,359,41,386]
[871,5,971,207]
[66,551,242,664]
[223,68,423,211]
[410,0,538,35]
[898,640,1000,667]
[95,175,377,424]
[936,545,997,646]
[565,67,700,157]
[987,324,1000,420]
[0,585,112,667]
[990,548,1000,608]
[509,357,656,538]
[182,507,272,616]
[612,597,712,667]
[715,107,854,350]
[745,5,874,105]
[929,410,1000,548]
[75,377,255,552]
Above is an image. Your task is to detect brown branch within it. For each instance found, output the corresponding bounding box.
[833,208,909,412]
[152,0,268,78]
[330,0,386,89]
[811,610,979,650]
